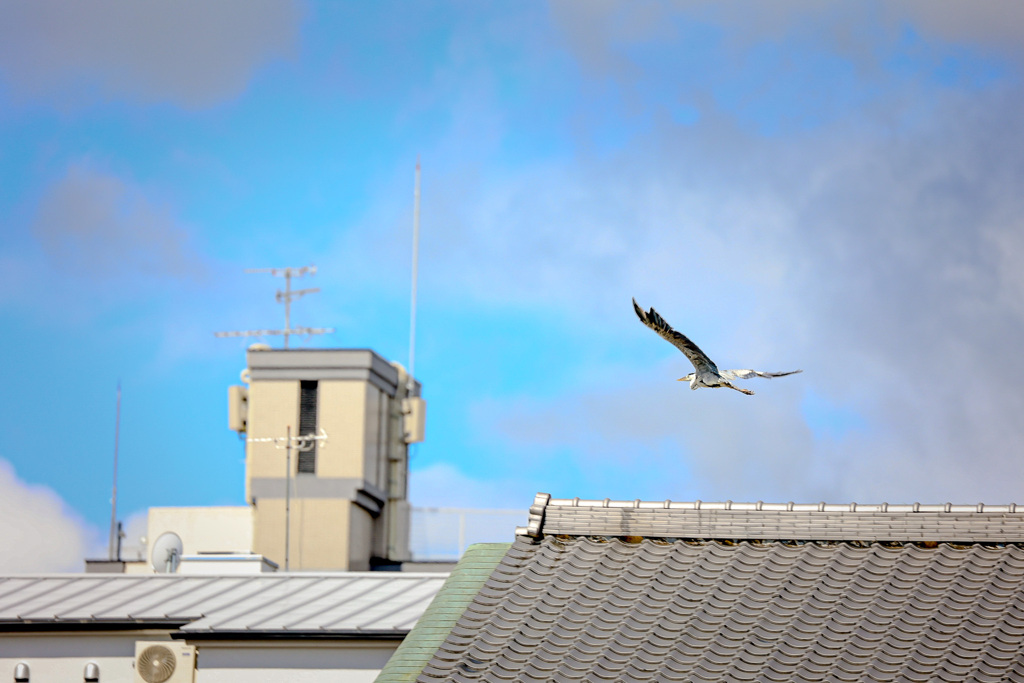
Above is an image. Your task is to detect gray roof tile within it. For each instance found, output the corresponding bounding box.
[391,496,1024,682]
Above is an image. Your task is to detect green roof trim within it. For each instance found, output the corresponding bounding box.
[375,543,511,683]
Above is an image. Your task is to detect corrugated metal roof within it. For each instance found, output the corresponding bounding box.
[0,572,446,635]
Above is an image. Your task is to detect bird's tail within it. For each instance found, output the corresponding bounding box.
[720,369,802,380]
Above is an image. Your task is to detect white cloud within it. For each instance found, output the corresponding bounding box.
[0,0,301,108]
[549,1,1024,69]
[410,462,532,510]
[409,463,528,559]
[0,161,219,335]
[392,78,1024,506]
[0,459,98,573]
[32,162,207,283]
[1,160,295,366]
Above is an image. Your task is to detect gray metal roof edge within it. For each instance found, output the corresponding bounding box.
[173,629,407,641]
[0,571,448,579]
[0,622,407,638]
[0,619,191,632]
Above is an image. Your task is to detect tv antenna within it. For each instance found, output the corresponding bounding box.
[215,265,334,348]
[247,427,327,571]
[108,381,121,561]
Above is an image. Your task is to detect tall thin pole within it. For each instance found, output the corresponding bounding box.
[283,270,292,349]
[458,511,466,557]
[285,425,292,571]
[409,157,421,385]
[108,381,121,561]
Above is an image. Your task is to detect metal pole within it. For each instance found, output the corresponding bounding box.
[218,265,331,346]
[285,425,291,571]
[409,157,421,386]
[108,381,121,561]
[283,269,292,349]
[458,510,465,557]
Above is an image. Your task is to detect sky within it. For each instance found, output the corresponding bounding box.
[2,0,1024,571]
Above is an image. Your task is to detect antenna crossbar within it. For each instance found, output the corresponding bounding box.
[214,327,334,339]
[245,265,317,277]
[277,287,319,303]
[215,264,333,348]
[247,428,328,451]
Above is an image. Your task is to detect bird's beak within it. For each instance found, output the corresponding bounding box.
[676,377,687,382]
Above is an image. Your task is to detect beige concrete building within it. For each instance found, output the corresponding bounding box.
[94,346,426,575]
[235,347,424,571]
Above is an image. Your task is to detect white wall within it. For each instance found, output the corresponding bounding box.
[0,632,169,683]
[0,633,398,683]
[149,507,254,555]
[193,640,398,683]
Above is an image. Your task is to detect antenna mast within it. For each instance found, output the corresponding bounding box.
[215,265,334,347]
[408,158,421,387]
[246,427,327,571]
[108,381,121,561]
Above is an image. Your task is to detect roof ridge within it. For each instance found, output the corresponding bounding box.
[516,493,1024,543]
[541,495,1022,514]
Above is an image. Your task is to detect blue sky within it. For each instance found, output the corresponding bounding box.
[3,1,1024,571]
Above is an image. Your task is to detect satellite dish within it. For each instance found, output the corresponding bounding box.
[150,532,183,573]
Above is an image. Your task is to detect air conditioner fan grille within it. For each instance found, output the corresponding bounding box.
[138,644,177,683]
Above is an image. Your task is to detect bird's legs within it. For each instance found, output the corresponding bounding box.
[677,373,754,395]
[722,382,754,396]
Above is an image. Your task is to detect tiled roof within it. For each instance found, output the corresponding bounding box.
[377,544,510,683]
[0,572,445,636]
[412,494,1024,682]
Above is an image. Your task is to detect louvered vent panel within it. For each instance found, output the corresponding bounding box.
[297,380,318,474]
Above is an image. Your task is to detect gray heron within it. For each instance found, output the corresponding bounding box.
[633,297,801,395]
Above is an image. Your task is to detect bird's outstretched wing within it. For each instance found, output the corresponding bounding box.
[719,369,803,380]
[632,298,718,374]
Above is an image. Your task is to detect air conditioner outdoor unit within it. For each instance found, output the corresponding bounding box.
[402,397,426,443]
[133,641,196,683]
[228,384,249,433]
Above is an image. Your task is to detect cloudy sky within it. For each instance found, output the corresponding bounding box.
[2,1,1024,571]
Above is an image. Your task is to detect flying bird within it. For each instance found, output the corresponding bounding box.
[632,298,801,395]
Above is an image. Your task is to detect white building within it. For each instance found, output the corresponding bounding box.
[0,571,445,683]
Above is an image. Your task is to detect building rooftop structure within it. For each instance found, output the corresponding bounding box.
[1,571,448,681]
[380,493,1024,683]
[0,572,444,637]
